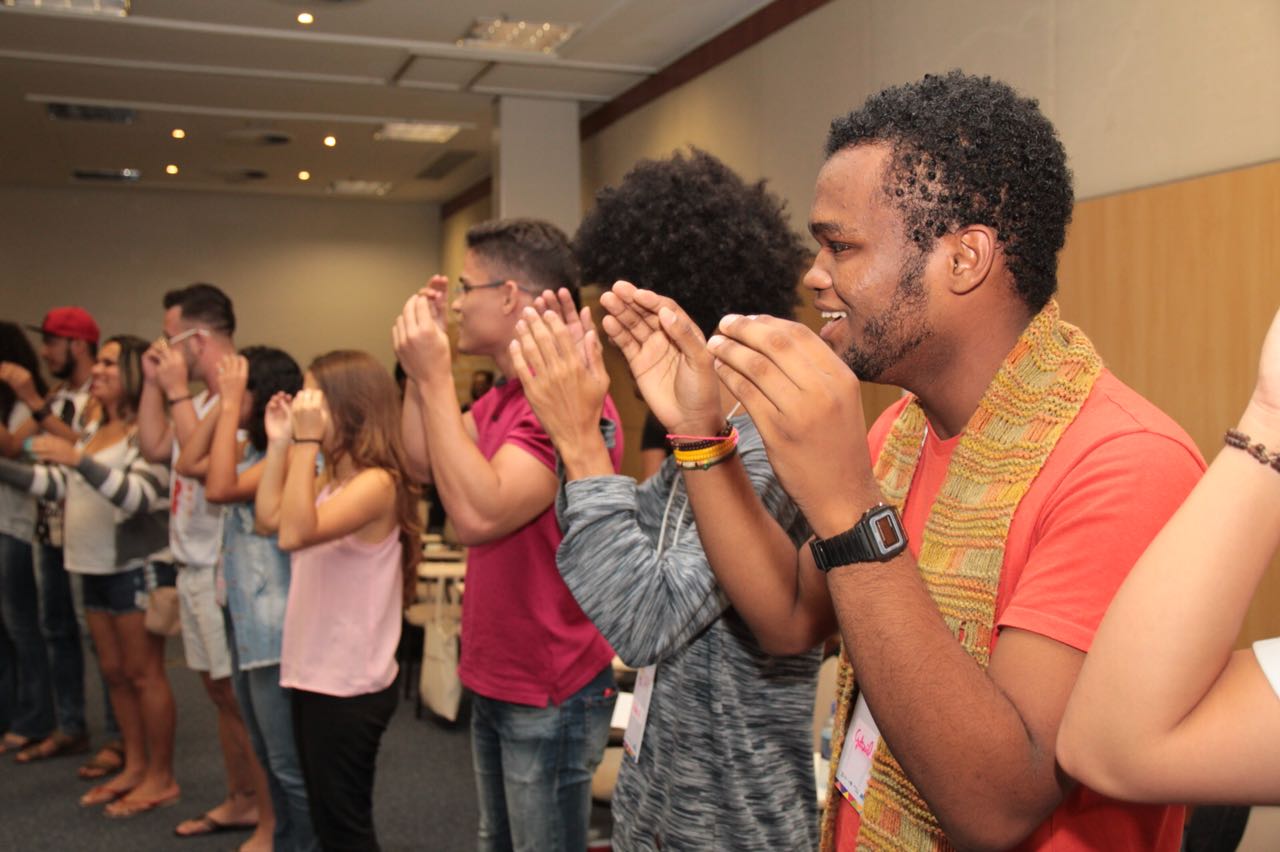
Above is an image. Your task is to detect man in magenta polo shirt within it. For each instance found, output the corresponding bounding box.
[394,218,621,851]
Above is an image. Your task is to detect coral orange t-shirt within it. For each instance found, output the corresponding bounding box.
[834,369,1204,851]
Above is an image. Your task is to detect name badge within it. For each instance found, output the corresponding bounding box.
[834,693,881,812]
[623,664,656,762]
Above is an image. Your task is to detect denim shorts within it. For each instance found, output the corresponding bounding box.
[82,562,177,616]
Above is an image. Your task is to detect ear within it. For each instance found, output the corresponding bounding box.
[499,280,525,316]
[942,225,997,296]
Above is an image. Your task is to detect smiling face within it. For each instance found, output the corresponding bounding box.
[88,340,123,408]
[804,144,942,385]
[450,249,526,356]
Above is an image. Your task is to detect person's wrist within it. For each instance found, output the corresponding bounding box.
[19,389,43,410]
[163,384,190,401]
[671,412,727,437]
[1239,398,1280,450]
[808,479,884,540]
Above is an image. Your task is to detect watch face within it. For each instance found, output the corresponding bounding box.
[872,512,903,550]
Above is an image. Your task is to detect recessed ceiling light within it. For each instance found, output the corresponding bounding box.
[296,11,314,25]
[171,128,186,139]
[323,135,337,147]
[373,122,461,144]
[298,170,311,181]
[458,15,578,55]
[165,164,179,175]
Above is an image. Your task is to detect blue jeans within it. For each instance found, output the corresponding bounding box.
[33,544,86,738]
[226,612,317,852]
[472,666,616,852]
[0,533,53,739]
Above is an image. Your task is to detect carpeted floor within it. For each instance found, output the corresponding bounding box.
[0,637,481,851]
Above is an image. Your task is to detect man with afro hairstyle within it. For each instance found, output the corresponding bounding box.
[510,149,820,850]
[685,72,1199,850]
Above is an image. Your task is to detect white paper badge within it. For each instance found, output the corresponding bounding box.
[834,693,881,812]
[623,664,656,762]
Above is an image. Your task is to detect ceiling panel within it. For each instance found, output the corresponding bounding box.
[475,64,646,101]
[397,56,489,89]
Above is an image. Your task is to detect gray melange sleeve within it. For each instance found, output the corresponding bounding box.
[76,445,170,515]
[558,474,727,668]
[556,417,809,669]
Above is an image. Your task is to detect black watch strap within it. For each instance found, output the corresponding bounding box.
[809,503,907,572]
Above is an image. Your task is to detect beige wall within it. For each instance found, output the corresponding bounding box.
[0,184,439,374]
[582,0,1280,223]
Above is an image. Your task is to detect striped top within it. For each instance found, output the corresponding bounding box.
[556,415,821,851]
[28,426,170,574]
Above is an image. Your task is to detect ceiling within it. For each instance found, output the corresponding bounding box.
[0,0,775,203]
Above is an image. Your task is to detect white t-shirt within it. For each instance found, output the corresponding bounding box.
[0,402,36,541]
[168,391,223,567]
[1253,637,1280,700]
[63,435,129,575]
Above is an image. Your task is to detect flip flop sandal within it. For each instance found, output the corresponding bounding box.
[173,813,257,837]
[104,789,181,819]
[79,783,133,808]
[15,732,90,764]
[0,733,32,755]
[78,742,125,780]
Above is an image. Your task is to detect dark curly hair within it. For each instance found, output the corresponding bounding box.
[466,219,580,306]
[242,346,303,452]
[0,322,47,424]
[575,149,808,336]
[826,71,1073,311]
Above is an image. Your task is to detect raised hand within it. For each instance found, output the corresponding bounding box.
[0,362,40,408]
[509,306,611,474]
[153,344,189,400]
[706,314,880,537]
[290,389,330,443]
[30,434,81,467]
[599,280,722,436]
[392,275,452,386]
[142,339,165,385]
[217,354,249,413]
[264,392,294,446]
[532,287,593,367]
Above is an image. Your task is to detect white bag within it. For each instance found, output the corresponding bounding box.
[420,581,463,722]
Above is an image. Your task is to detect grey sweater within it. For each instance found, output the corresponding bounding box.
[557,416,820,851]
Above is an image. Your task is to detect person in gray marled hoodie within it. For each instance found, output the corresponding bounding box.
[507,149,824,851]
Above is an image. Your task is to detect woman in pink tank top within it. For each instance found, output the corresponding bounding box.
[255,350,420,852]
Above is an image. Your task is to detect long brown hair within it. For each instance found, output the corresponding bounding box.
[308,350,421,603]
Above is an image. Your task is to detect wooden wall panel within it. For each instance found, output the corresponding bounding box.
[1057,160,1280,645]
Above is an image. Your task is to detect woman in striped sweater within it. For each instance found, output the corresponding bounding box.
[0,335,178,817]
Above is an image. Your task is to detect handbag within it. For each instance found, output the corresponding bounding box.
[420,580,463,722]
[145,585,182,637]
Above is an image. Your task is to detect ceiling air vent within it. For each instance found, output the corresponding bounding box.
[72,168,141,182]
[48,103,136,124]
[207,168,269,183]
[221,129,293,146]
[417,150,475,180]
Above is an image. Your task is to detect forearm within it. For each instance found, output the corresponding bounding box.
[683,456,834,655]
[401,382,433,484]
[76,454,169,514]
[205,406,242,501]
[137,383,173,462]
[1060,404,1280,778]
[557,425,616,481]
[0,456,37,491]
[277,444,320,551]
[419,382,514,541]
[559,476,726,666]
[829,560,1063,849]
[174,403,217,479]
[34,412,76,442]
[253,440,289,534]
[168,395,201,448]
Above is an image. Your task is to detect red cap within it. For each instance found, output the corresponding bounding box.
[28,307,100,344]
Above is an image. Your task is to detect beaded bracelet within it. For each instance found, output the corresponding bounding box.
[1224,428,1280,473]
[671,426,739,470]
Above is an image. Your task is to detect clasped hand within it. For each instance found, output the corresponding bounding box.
[706,314,880,537]
[30,434,80,467]
[392,275,452,387]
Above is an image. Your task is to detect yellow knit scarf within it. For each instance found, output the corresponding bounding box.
[819,301,1103,851]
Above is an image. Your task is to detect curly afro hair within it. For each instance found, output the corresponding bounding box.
[574,148,808,336]
[826,71,1073,312]
[242,345,303,452]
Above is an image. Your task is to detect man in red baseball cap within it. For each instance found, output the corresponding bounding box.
[27,307,100,347]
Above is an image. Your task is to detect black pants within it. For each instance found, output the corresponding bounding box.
[292,682,398,852]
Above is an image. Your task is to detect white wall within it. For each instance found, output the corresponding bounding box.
[582,0,1280,225]
[0,185,440,372]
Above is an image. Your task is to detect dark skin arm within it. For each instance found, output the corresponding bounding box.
[707,314,1078,850]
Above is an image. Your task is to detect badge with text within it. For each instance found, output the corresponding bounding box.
[622,664,656,762]
[834,693,881,812]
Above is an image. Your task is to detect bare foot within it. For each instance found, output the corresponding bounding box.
[238,828,274,852]
[175,797,258,837]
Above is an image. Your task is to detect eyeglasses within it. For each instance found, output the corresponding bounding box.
[165,328,208,346]
[458,278,510,295]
